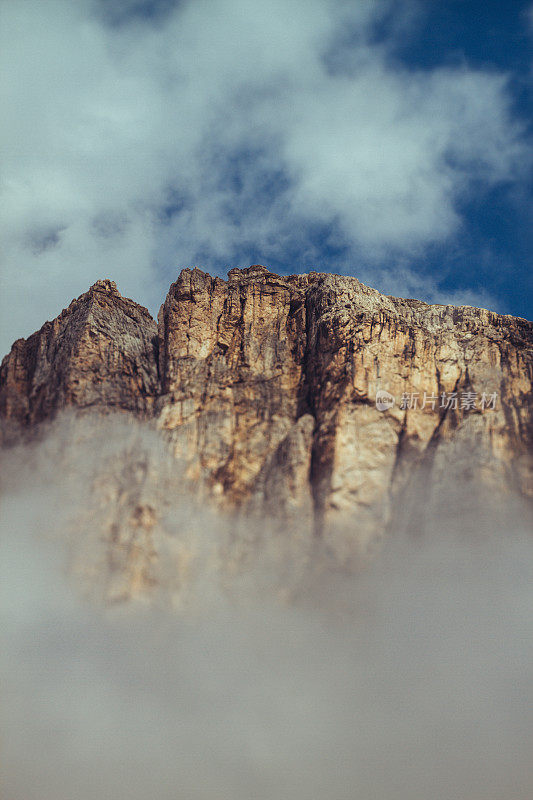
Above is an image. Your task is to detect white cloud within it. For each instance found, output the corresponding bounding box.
[0,0,527,354]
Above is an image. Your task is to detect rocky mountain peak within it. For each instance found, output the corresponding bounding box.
[1,266,532,569]
[89,278,120,295]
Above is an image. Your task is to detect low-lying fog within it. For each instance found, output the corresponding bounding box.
[1,414,532,800]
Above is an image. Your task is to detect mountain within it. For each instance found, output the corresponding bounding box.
[1,265,532,598]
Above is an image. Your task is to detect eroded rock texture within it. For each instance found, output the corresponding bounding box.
[1,265,532,570]
[157,266,311,513]
[0,280,158,441]
[302,274,533,554]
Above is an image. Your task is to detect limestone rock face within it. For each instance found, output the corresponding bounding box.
[157,265,309,507]
[302,273,533,555]
[155,267,533,558]
[0,279,158,440]
[1,266,532,568]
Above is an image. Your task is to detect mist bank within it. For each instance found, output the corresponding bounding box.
[1,412,533,799]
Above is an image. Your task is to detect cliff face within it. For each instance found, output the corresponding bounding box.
[0,279,158,435]
[2,265,532,569]
[156,266,311,514]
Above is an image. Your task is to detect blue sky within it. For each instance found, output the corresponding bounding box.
[1,0,532,355]
[390,0,533,319]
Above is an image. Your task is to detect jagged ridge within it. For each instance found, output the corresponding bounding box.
[1,265,532,562]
